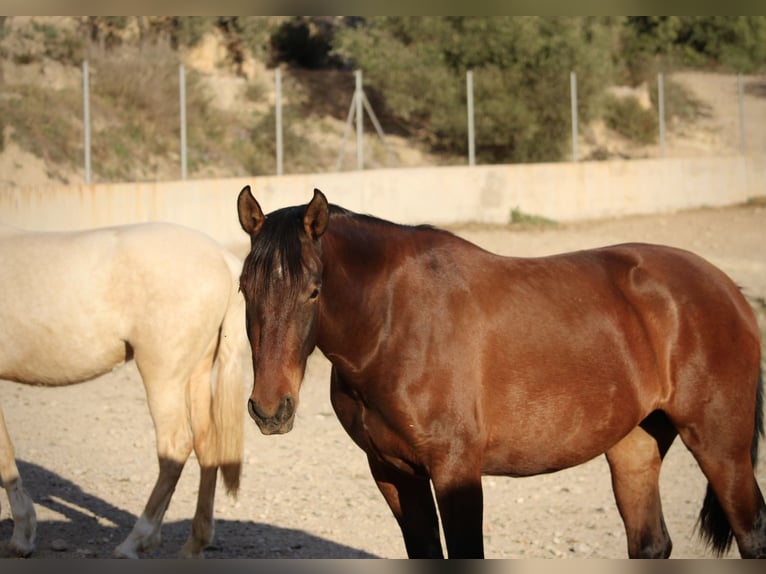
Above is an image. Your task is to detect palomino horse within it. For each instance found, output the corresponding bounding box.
[236,186,765,559]
[0,222,248,558]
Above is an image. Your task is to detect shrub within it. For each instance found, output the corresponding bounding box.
[509,207,556,226]
[603,95,657,145]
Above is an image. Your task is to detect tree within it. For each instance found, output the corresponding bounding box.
[332,16,620,163]
[674,16,766,72]
[621,16,766,75]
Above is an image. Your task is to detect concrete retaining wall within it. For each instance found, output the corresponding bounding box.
[1,155,763,248]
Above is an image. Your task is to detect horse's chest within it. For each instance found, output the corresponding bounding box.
[330,377,423,475]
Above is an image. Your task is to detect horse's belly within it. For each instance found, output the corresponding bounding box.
[481,394,644,477]
[482,436,618,476]
[0,325,128,386]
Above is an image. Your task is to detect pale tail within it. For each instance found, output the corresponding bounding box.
[212,278,248,496]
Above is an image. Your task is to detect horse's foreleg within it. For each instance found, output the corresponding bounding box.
[605,413,677,558]
[367,455,444,558]
[430,456,484,558]
[0,407,36,556]
[430,448,484,558]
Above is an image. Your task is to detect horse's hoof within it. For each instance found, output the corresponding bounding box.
[9,538,35,558]
[179,549,205,559]
[112,545,139,559]
[179,542,205,559]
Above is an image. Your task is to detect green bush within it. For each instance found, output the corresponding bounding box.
[509,207,556,226]
[332,17,619,164]
[33,21,84,65]
[603,95,657,145]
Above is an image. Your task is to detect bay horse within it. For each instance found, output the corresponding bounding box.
[0,221,248,558]
[236,186,765,559]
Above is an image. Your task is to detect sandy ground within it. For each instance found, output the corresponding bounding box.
[1,201,765,560]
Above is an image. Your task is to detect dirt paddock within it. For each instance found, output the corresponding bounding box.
[1,201,765,559]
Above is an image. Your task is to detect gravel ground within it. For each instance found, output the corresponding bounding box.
[1,201,765,560]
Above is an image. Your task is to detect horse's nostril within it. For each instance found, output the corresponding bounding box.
[248,398,267,421]
[279,395,295,421]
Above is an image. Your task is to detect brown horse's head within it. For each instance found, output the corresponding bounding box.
[237,186,328,434]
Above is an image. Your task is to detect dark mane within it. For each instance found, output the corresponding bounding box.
[328,203,452,236]
[240,202,455,299]
[240,205,307,299]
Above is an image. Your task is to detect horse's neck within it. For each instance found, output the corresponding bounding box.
[321,217,404,291]
[316,220,395,371]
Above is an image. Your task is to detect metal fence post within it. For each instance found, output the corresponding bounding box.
[275,67,283,175]
[83,60,91,184]
[467,70,475,166]
[738,73,746,154]
[179,63,187,180]
[570,71,578,162]
[355,70,363,170]
[658,72,665,158]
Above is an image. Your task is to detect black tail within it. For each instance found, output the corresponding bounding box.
[698,365,764,555]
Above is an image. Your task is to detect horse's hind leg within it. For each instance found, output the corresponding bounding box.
[179,466,217,558]
[113,370,194,558]
[179,353,219,558]
[676,413,766,558]
[0,406,36,556]
[605,411,677,558]
[367,455,444,558]
[114,457,188,558]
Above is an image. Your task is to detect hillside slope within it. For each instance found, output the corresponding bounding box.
[1,17,764,189]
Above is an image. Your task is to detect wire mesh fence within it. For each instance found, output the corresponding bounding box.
[2,56,765,186]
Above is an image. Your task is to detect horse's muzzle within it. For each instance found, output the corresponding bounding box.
[248,395,295,435]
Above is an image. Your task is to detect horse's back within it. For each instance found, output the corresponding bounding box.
[0,222,240,385]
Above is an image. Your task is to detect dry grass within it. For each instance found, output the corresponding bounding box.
[1,39,315,184]
[0,83,82,167]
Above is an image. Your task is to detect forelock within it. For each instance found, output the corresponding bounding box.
[239,206,307,300]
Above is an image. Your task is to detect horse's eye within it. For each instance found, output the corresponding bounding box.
[309,287,320,301]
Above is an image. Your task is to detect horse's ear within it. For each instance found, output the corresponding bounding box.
[303,188,329,240]
[237,185,265,237]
